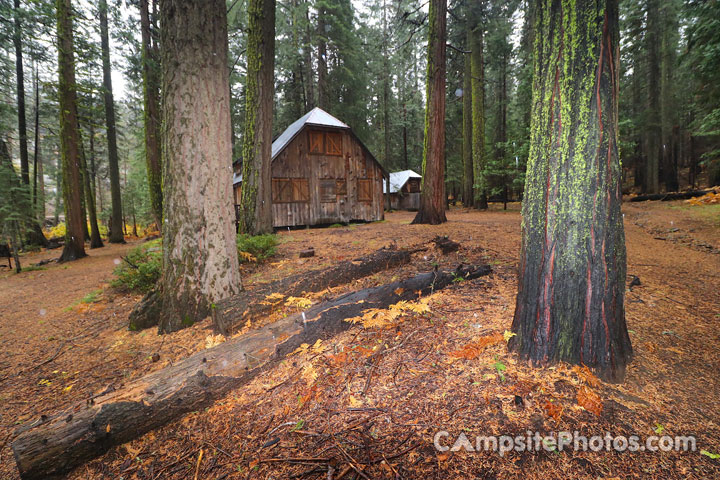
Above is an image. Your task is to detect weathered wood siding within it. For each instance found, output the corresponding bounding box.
[271,126,384,227]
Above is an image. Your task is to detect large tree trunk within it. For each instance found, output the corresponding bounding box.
[412,0,447,225]
[317,10,329,110]
[140,0,163,230]
[659,3,679,193]
[470,13,487,209]
[11,265,490,480]
[643,0,660,194]
[0,139,33,254]
[302,3,315,110]
[239,0,275,235]
[29,66,49,244]
[509,0,632,382]
[78,116,103,249]
[14,0,29,186]
[497,48,508,209]
[32,65,40,213]
[382,0,391,170]
[99,0,125,244]
[158,0,242,333]
[462,24,473,208]
[56,0,86,262]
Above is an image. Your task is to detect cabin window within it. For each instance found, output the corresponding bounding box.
[357,179,372,203]
[336,179,347,196]
[319,179,336,203]
[272,178,309,203]
[309,131,324,154]
[406,178,421,193]
[308,130,343,156]
[326,132,343,156]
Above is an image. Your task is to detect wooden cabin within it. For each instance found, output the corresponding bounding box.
[234,108,387,228]
[384,169,422,210]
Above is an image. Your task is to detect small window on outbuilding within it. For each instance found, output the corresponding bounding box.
[309,131,324,154]
[336,179,347,196]
[326,132,343,156]
[357,179,372,203]
[319,179,336,203]
[308,130,343,156]
[273,178,309,203]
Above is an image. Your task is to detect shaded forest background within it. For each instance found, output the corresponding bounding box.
[1,0,719,233]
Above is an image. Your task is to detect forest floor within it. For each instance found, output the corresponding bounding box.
[0,200,718,479]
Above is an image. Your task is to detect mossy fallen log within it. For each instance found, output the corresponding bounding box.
[213,246,415,335]
[12,264,491,479]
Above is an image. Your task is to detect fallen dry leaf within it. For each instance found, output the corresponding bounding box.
[449,332,504,360]
[543,400,563,421]
[577,385,603,415]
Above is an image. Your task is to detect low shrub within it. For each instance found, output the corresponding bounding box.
[236,233,278,263]
[111,239,162,293]
[111,234,277,292]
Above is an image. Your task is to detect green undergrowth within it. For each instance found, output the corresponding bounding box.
[112,234,278,293]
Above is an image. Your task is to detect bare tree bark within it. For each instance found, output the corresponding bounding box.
[462,21,473,207]
[412,0,447,225]
[470,12,487,209]
[158,0,242,332]
[140,0,163,230]
[56,0,86,261]
[99,0,125,243]
[77,113,103,249]
[14,0,29,186]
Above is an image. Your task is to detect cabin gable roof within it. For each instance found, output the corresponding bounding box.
[234,108,387,186]
[271,107,350,159]
[384,169,422,194]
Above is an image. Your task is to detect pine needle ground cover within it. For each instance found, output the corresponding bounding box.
[0,205,718,479]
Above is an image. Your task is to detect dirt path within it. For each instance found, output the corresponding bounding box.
[1,203,719,479]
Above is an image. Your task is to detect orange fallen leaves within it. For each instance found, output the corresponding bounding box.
[572,364,601,388]
[347,299,431,329]
[325,351,350,367]
[449,332,504,360]
[543,400,563,421]
[686,191,720,206]
[577,386,603,416]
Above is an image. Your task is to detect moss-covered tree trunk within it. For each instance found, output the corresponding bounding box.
[659,3,679,193]
[317,10,328,110]
[470,16,487,209]
[462,24,474,208]
[382,0,391,170]
[99,0,125,244]
[412,0,447,225]
[14,0,29,186]
[56,0,86,262]
[32,67,45,220]
[239,0,275,235]
[158,0,242,333]
[509,0,632,382]
[140,0,163,230]
[643,0,660,194]
[77,116,103,249]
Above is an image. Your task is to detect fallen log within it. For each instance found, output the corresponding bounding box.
[11,264,491,479]
[629,188,717,202]
[213,246,414,335]
[129,246,413,332]
[432,235,460,254]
